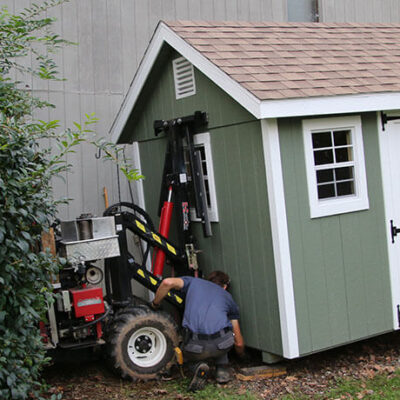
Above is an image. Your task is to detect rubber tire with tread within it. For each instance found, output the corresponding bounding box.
[107,307,179,380]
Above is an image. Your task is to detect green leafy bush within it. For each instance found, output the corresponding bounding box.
[0,2,140,398]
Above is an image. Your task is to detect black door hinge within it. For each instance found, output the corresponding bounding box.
[381,112,400,131]
[397,305,400,328]
[390,220,400,243]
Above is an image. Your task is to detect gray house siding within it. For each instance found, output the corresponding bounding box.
[319,0,400,22]
[278,113,393,355]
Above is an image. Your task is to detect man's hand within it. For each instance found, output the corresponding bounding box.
[150,300,160,310]
[152,277,184,308]
[231,319,245,356]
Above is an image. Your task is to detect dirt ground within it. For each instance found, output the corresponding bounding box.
[43,331,400,399]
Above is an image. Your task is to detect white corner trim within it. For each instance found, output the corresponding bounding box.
[131,142,146,211]
[261,119,299,359]
[131,142,153,276]
[376,111,400,330]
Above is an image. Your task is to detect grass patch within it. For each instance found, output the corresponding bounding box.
[282,370,400,400]
[162,377,258,400]
[123,376,260,400]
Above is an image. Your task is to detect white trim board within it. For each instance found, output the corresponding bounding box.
[376,111,400,330]
[261,118,299,359]
[110,22,400,144]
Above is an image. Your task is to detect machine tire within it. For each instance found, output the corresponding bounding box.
[107,307,179,380]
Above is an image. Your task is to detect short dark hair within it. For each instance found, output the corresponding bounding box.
[207,270,230,287]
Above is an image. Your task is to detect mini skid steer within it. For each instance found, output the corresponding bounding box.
[40,112,212,380]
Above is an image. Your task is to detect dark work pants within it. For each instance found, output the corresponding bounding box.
[182,329,234,366]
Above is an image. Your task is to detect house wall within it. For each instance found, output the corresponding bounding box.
[129,48,283,355]
[278,113,393,356]
[319,0,400,22]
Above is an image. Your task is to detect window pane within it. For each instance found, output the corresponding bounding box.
[337,181,354,196]
[335,147,353,163]
[335,166,353,181]
[314,149,334,165]
[334,130,351,146]
[312,131,332,148]
[318,183,335,199]
[316,169,334,183]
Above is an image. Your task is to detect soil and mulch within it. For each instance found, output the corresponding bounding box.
[43,331,400,399]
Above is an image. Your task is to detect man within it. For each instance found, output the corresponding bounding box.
[151,270,244,392]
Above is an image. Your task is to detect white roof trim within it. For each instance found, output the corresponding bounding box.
[110,22,400,143]
[259,92,400,119]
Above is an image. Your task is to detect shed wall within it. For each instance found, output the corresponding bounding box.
[278,113,393,355]
[132,51,283,355]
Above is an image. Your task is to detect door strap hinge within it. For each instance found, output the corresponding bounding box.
[381,111,400,131]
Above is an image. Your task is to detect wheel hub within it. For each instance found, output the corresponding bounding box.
[135,335,152,353]
[127,326,168,368]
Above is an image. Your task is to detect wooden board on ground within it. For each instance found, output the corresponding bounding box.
[236,365,286,381]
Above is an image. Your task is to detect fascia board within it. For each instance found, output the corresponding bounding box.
[260,92,400,119]
[110,22,261,143]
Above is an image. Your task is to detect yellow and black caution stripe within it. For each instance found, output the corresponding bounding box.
[128,258,184,308]
[125,213,184,265]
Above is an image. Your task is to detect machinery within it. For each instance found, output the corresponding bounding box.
[41,112,211,380]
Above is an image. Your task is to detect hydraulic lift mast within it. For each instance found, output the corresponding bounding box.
[152,111,212,277]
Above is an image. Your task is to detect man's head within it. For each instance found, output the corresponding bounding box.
[207,270,230,289]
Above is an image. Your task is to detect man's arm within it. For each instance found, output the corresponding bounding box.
[152,277,184,308]
[231,319,245,356]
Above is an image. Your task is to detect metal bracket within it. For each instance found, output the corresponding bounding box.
[381,111,400,131]
[390,220,400,243]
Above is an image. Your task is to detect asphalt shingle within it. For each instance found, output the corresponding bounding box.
[165,21,400,100]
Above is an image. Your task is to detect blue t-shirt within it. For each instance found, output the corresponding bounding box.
[180,276,240,335]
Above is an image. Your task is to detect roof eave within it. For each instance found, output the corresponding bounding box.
[259,91,400,119]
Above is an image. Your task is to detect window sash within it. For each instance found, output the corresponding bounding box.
[302,116,369,218]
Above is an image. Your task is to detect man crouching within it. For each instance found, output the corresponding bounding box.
[151,270,244,391]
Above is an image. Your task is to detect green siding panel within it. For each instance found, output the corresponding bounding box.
[279,113,393,356]
[120,46,255,143]
[132,49,283,355]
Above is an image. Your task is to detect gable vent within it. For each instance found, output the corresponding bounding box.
[172,57,196,100]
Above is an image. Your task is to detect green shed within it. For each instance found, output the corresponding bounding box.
[110,21,400,362]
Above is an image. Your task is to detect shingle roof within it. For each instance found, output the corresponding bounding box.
[165,21,400,100]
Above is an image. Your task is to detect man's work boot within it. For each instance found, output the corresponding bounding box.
[188,362,209,392]
[216,365,232,384]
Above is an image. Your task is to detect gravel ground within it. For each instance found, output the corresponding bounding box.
[43,331,400,399]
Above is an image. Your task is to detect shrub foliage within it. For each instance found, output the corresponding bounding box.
[0,2,139,398]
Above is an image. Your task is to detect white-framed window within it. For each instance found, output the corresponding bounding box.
[302,116,369,218]
[184,132,219,222]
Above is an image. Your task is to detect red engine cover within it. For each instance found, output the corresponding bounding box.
[70,287,105,318]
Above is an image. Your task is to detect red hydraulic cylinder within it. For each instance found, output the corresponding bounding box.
[152,186,173,277]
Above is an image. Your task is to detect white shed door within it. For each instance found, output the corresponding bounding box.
[379,113,400,329]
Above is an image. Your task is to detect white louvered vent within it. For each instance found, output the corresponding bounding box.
[172,57,196,99]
